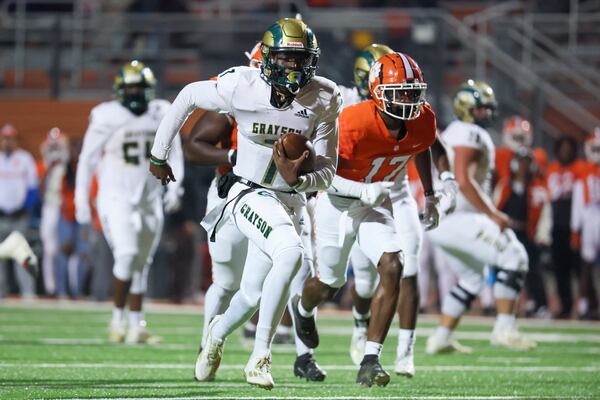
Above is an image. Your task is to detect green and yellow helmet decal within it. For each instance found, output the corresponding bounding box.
[113,60,156,115]
[354,43,394,99]
[452,79,497,125]
[260,18,320,95]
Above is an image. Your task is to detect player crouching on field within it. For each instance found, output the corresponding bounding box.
[291,52,444,387]
[426,80,536,353]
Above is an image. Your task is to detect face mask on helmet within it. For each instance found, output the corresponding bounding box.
[114,61,156,116]
[369,53,427,121]
[260,18,319,106]
[354,44,394,100]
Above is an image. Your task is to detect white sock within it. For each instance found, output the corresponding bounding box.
[251,324,272,360]
[397,329,415,357]
[129,311,143,327]
[298,299,314,318]
[495,313,515,331]
[244,321,257,332]
[364,341,383,357]
[112,308,124,324]
[295,334,313,356]
[276,324,292,335]
[578,298,589,315]
[434,326,451,341]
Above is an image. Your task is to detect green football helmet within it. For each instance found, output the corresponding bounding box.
[452,79,498,126]
[354,43,394,99]
[113,60,157,115]
[260,18,319,96]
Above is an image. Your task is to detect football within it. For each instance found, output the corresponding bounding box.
[281,132,316,174]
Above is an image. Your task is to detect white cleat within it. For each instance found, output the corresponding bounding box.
[0,231,38,277]
[491,326,537,351]
[426,334,473,355]
[125,321,162,344]
[195,315,224,382]
[244,354,274,390]
[394,353,415,378]
[349,326,367,366]
[109,320,127,343]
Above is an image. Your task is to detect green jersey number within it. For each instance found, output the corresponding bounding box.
[123,140,152,165]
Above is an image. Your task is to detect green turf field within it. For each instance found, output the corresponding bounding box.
[1,302,599,399]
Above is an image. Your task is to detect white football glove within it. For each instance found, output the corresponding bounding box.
[440,171,459,215]
[75,204,92,225]
[421,194,440,231]
[360,181,394,207]
[164,186,184,214]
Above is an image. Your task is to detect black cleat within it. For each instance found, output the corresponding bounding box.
[356,356,390,387]
[290,295,319,348]
[272,330,295,345]
[294,353,327,382]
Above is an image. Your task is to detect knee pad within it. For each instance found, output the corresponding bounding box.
[129,268,149,294]
[492,267,525,299]
[442,284,477,317]
[112,253,136,282]
[354,268,379,299]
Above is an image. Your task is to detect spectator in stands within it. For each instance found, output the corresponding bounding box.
[56,138,91,298]
[546,137,587,318]
[0,123,38,298]
[39,127,69,296]
[495,147,552,318]
[570,130,600,320]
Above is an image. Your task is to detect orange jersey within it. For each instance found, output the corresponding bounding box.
[546,159,587,201]
[337,100,436,182]
[495,146,548,183]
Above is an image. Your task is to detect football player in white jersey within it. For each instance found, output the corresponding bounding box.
[149,18,341,389]
[426,80,536,353]
[185,43,326,382]
[338,43,458,377]
[75,61,184,344]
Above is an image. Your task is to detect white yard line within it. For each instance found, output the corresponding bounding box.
[0,362,598,372]
[2,299,600,329]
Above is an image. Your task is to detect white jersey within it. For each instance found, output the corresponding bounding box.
[339,85,362,108]
[75,99,184,209]
[442,120,495,213]
[152,66,341,192]
[0,149,38,213]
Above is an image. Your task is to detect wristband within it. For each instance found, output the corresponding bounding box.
[150,156,167,166]
[440,171,455,181]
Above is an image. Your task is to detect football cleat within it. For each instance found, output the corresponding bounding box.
[290,295,319,348]
[426,334,473,355]
[0,231,38,278]
[491,326,537,350]
[108,320,127,343]
[195,315,224,382]
[244,354,274,390]
[272,328,295,345]
[356,356,390,387]
[293,353,327,382]
[394,353,415,378]
[125,321,161,344]
[349,325,367,366]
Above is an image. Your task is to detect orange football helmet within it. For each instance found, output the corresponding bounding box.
[584,127,600,164]
[368,52,427,120]
[503,115,533,151]
[245,42,263,68]
[0,123,17,137]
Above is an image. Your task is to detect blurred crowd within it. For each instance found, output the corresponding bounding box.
[1,115,599,320]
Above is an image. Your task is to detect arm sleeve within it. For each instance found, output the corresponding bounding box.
[571,179,584,232]
[294,88,342,192]
[151,80,232,160]
[326,174,365,198]
[535,197,553,245]
[75,110,112,214]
